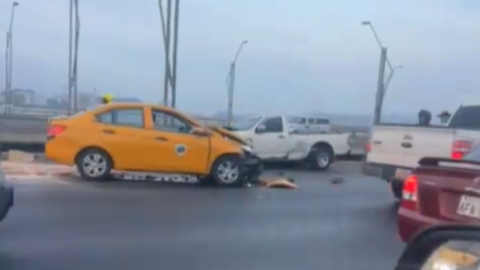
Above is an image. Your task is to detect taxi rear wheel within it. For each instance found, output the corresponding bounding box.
[211,156,243,186]
[76,149,113,180]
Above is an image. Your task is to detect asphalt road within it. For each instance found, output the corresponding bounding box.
[0,161,404,270]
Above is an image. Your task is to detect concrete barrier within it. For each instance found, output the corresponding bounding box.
[0,115,47,145]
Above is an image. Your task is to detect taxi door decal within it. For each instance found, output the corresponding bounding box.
[175,144,187,156]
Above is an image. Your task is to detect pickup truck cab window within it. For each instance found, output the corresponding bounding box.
[152,109,191,134]
[464,147,480,162]
[449,106,480,129]
[257,117,283,133]
[97,108,144,128]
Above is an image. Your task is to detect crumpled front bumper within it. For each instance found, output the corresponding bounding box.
[240,154,263,181]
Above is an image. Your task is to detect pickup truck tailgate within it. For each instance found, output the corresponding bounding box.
[367,125,455,168]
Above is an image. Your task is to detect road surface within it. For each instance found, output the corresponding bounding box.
[0,162,404,270]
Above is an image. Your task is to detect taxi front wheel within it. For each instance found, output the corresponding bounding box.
[211,156,243,186]
[76,149,113,180]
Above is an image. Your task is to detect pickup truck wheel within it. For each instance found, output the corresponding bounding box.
[211,156,243,186]
[309,146,332,171]
[76,149,113,181]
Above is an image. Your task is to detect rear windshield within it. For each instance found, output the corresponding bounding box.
[449,106,480,129]
[464,147,480,162]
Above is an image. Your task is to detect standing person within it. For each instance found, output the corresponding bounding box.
[418,109,432,126]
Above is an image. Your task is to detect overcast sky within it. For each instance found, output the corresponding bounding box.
[1,0,479,115]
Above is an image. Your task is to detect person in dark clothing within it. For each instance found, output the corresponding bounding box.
[418,109,432,126]
[437,110,451,124]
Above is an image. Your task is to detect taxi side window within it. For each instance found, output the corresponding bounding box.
[97,112,113,124]
[152,110,191,134]
[97,109,144,128]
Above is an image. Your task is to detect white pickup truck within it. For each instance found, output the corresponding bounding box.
[363,104,480,199]
[230,115,351,170]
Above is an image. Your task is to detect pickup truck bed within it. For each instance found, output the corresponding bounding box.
[363,104,480,199]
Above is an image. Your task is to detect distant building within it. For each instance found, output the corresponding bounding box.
[0,88,36,105]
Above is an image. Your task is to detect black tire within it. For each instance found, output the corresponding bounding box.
[210,155,244,186]
[308,146,333,171]
[391,179,403,200]
[0,207,9,222]
[76,148,113,181]
[0,190,11,222]
[198,176,215,186]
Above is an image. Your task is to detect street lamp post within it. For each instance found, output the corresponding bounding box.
[361,21,400,124]
[226,40,248,127]
[5,1,19,114]
[67,0,80,115]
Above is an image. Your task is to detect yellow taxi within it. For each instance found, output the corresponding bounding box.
[46,103,261,186]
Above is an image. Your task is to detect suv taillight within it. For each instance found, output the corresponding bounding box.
[401,174,418,211]
[451,140,473,160]
[47,125,66,138]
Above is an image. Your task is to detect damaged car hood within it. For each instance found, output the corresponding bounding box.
[207,125,248,146]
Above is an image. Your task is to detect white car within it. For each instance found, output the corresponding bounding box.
[231,115,351,170]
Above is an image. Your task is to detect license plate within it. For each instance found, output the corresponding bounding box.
[458,195,480,219]
[394,168,412,179]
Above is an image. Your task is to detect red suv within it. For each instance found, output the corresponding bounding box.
[398,147,480,242]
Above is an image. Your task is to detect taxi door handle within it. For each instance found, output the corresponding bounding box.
[103,129,116,134]
[155,137,168,142]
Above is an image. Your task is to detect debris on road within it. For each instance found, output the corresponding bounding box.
[330,177,345,185]
[0,161,74,180]
[261,177,298,189]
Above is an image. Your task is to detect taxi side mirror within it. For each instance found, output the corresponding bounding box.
[192,127,211,137]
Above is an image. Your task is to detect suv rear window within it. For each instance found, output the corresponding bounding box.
[316,118,330,124]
